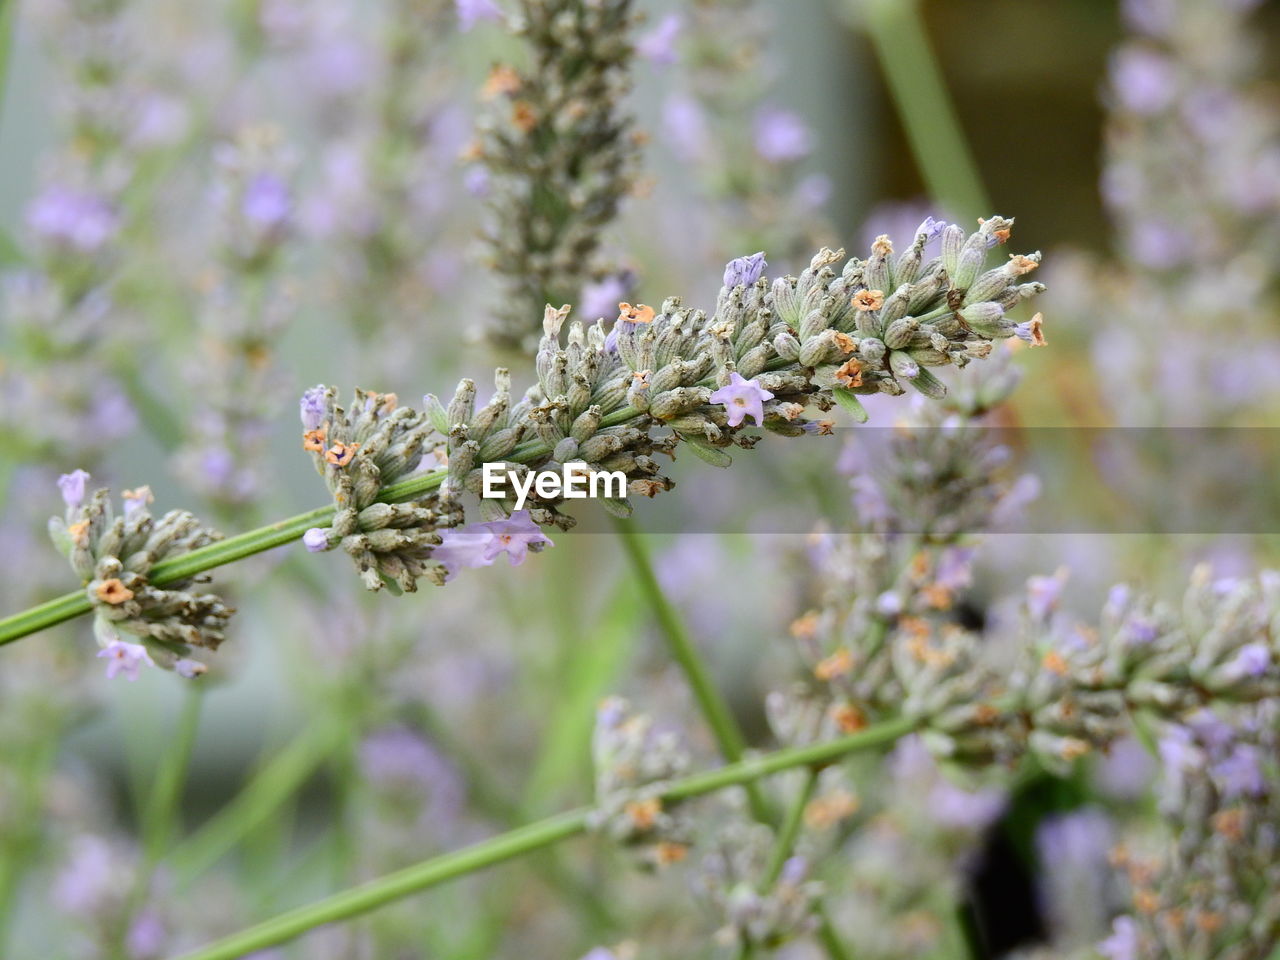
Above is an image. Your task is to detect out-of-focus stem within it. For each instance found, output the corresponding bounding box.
[857,0,991,221]
[171,716,917,960]
[613,519,773,823]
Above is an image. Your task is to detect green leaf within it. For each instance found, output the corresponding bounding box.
[832,387,870,423]
[683,438,733,467]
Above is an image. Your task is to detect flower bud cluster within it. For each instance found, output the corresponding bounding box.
[692,822,824,951]
[1101,701,1280,960]
[477,0,642,351]
[587,697,694,868]
[47,471,232,678]
[304,224,1044,588]
[299,386,459,592]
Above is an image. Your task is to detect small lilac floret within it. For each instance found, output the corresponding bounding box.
[58,469,91,509]
[709,372,774,428]
[303,528,330,553]
[97,640,154,681]
[722,252,768,289]
[300,385,328,430]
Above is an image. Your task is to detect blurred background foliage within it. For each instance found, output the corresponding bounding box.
[1,0,1280,957]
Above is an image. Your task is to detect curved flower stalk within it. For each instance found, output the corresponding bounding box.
[298,219,1046,590]
[46,472,232,679]
[477,0,642,351]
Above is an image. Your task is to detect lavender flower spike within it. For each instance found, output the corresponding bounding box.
[723,252,768,289]
[710,372,775,428]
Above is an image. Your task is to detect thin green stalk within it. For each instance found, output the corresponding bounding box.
[142,688,204,864]
[170,723,341,886]
[858,0,991,222]
[613,520,770,824]
[173,716,916,960]
[762,768,819,889]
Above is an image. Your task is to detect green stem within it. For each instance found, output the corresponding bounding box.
[858,0,991,221]
[142,688,203,864]
[613,519,772,823]
[170,723,341,886]
[172,716,916,960]
[762,768,819,889]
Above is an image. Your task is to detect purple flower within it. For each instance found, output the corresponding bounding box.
[722,252,767,290]
[934,547,975,592]
[754,106,812,163]
[475,510,553,566]
[58,469,91,509]
[1157,724,1200,772]
[126,909,167,956]
[432,511,553,579]
[26,187,118,251]
[1122,0,1175,36]
[1231,642,1270,677]
[1128,218,1193,269]
[710,372,774,428]
[1036,807,1113,873]
[662,93,710,161]
[97,640,154,681]
[175,659,206,679]
[463,165,491,198]
[636,13,681,65]
[303,528,330,553]
[53,836,116,913]
[579,274,631,321]
[1026,568,1068,620]
[914,216,949,244]
[242,173,292,228]
[1211,743,1266,799]
[456,0,503,31]
[1098,916,1142,960]
[122,485,153,519]
[1123,617,1159,645]
[1110,47,1177,115]
[928,780,1007,831]
[300,385,328,430]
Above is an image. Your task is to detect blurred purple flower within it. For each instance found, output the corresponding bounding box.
[1211,743,1265,799]
[1110,47,1177,115]
[935,547,975,592]
[710,372,774,427]
[722,252,767,289]
[928,780,1007,831]
[360,726,465,825]
[1026,568,1068,620]
[58,469,91,509]
[126,909,167,957]
[1098,916,1142,960]
[579,275,629,321]
[53,836,116,913]
[1231,641,1270,677]
[26,187,118,251]
[456,0,503,31]
[1127,218,1193,269]
[242,173,292,228]
[1093,735,1156,800]
[754,106,812,164]
[463,165,491,198]
[1121,0,1175,36]
[98,641,153,680]
[662,93,711,162]
[637,13,680,65]
[1036,806,1113,872]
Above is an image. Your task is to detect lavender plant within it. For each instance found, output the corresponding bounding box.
[477,0,642,350]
